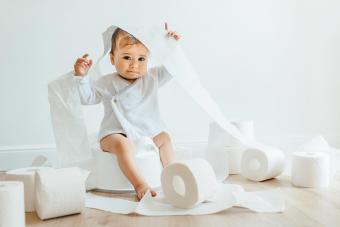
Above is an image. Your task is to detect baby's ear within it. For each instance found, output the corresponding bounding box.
[109,53,115,65]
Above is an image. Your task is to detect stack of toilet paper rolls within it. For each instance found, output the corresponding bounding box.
[3,167,87,221]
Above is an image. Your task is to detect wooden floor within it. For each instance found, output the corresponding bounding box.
[2,172,340,227]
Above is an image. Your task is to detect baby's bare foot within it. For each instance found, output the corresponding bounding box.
[134,183,157,200]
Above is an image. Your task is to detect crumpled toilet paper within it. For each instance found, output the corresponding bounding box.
[85,158,285,216]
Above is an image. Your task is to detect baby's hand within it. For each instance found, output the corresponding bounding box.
[165,22,181,41]
[74,54,93,76]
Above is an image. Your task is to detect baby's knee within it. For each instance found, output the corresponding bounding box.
[160,131,171,142]
[155,131,172,145]
[100,134,131,153]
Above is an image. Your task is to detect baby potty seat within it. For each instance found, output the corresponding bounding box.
[92,136,162,192]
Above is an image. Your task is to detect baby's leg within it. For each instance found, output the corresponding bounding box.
[100,134,156,200]
[153,132,176,167]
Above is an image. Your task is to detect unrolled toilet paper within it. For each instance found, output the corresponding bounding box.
[291,152,330,188]
[86,158,285,215]
[35,167,87,220]
[0,181,25,227]
[161,159,218,208]
[5,166,52,212]
[241,144,285,181]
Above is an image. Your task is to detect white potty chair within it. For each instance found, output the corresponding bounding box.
[91,136,163,192]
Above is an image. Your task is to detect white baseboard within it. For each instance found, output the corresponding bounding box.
[0,144,58,171]
[1,135,339,171]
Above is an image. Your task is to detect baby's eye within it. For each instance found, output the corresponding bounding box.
[123,56,131,60]
[138,57,146,61]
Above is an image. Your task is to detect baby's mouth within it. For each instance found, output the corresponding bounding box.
[127,70,139,74]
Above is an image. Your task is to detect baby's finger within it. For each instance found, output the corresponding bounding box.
[76,58,85,64]
[137,192,143,200]
[82,53,89,58]
[164,22,168,31]
[151,190,157,197]
[81,62,89,69]
[88,59,93,67]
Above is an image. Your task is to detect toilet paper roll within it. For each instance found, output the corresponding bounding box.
[5,166,52,212]
[0,181,25,227]
[35,167,86,220]
[161,159,218,208]
[224,146,247,175]
[291,152,330,188]
[241,144,285,181]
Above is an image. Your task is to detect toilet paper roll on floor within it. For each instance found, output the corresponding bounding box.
[0,181,25,227]
[35,167,87,220]
[161,159,218,208]
[224,146,247,175]
[241,144,285,181]
[206,120,254,179]
[291,152,330,188]
[5,166,52,212]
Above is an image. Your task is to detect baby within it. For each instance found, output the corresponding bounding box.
[73,23,180,200]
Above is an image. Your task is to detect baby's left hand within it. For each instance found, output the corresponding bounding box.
[165,22,181,41]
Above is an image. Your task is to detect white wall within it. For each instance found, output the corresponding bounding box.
[1,0,339,155]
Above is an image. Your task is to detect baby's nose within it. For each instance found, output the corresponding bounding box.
[130,59,139,67]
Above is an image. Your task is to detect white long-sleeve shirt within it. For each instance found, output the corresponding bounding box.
[75,66,172,141]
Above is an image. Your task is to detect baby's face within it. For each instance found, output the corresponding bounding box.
[111,43,149,82]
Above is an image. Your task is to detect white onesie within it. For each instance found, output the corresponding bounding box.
[75,66,172,141]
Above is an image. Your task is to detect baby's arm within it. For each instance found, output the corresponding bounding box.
[74,54,102,105]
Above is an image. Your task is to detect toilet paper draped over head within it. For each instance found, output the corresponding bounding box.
[48,23,247,167]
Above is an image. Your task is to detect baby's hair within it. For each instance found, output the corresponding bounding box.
[110,28,146,55]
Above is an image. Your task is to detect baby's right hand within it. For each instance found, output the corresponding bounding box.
[74,54,93,76]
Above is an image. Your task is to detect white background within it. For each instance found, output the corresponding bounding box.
[0,0,339,158]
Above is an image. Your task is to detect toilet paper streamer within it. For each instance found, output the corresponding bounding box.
[0,181,25,227]
[241,144,286,182]
[34,167,88,220]
[85,159,284,215]
[291,152,330,188]
[5,166,52,212]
